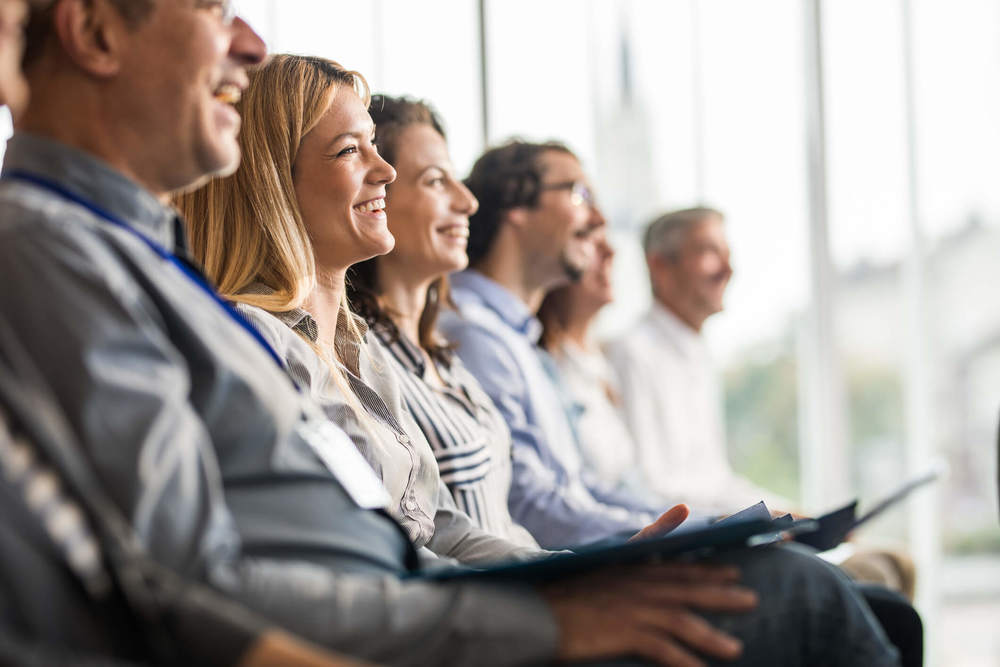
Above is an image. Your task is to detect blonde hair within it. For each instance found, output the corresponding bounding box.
[175,54,374,415]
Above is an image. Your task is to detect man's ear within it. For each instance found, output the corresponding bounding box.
[51,0,129,77]
[646,252,666,273]
[646,252,675,289]
[503,206,529,229]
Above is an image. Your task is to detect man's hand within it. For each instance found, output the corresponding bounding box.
[542,562,759,667]
[240,630,373,666]
[630,504,690,542]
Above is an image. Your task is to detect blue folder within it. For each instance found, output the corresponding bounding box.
[415,517,777,584]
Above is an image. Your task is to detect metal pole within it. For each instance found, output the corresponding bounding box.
[477,0,491,147]
[266,0,278,48]
[371,0,385,90]
[899,0,939,657]
[799,0,850,511]
[690,0,706,204]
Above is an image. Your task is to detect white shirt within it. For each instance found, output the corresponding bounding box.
[551,341,641,490]
[606,303,785,514]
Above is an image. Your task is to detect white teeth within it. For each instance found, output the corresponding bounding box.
[215,83,242,105]
[441,227,469,238]
[354,198,386,213]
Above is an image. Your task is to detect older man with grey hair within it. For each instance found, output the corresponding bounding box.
[607,207,790,515]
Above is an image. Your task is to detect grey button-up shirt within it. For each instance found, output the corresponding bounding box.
[236,295,544,565]
[0,132,557,666]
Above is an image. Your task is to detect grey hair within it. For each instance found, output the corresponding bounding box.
[642,207,724,259]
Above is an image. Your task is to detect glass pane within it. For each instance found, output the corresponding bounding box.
[700,0,809,504]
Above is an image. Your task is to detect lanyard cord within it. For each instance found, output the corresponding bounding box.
[3,169,291,375]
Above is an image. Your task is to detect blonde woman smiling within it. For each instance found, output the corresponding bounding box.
[178,55,554,564]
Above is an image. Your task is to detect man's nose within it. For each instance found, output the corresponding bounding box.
[229,16,267,66]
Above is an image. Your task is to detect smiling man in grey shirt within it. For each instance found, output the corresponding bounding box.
[0,1,903,666]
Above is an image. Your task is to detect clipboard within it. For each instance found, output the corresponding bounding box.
[413,517,776,584]
[794,470,939,552]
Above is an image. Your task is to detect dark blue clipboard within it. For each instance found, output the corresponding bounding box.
[795,470,938,552]
[412,517,776,584]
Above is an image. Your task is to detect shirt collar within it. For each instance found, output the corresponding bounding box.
[241,282,370,372]
[3,132,180,252]
[239,283,317,340]
[449,270,543,343]
[649,301,706,359]
[374,324,426,377]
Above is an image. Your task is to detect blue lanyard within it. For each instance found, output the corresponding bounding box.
[3,169,291,374]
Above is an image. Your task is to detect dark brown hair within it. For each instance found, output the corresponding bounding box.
[536,284,572,351]
[346,94,454,364]
[464,139,574,267]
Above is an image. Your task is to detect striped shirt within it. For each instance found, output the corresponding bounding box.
[236,286,543,563]
[375,325,539,549]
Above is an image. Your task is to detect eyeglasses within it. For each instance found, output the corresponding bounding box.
[538,180,594,208]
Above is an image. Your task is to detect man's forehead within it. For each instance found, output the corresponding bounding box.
[684,215,727,245]
[537,150,583,179]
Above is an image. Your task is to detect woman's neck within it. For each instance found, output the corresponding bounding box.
[561,316,594,351]
[304,267,348,349]
[558,301,601,354]
[377,264,432,346]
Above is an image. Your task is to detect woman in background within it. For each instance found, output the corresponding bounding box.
[536,228,662,505]
[347,95,538,547]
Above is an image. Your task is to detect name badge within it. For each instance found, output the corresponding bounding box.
[298,419,391,510]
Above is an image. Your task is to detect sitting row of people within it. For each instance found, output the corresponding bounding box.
[1,0,912,665]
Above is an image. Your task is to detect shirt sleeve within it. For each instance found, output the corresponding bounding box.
[447,321,648,549]
[0,216,238,577]
[579,467,665,516]
[426,479,547,565]
[216,557,557,667]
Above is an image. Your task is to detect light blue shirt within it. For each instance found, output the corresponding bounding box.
[440,270,659,549]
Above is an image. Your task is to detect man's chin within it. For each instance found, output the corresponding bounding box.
[171,146,241,195]
[204,142,242,179]
[562,259,587,283]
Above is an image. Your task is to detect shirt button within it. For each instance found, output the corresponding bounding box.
[396,433,410,445]
[405,499,418,511]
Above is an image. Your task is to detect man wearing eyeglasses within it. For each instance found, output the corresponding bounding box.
[442,141,691,549]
